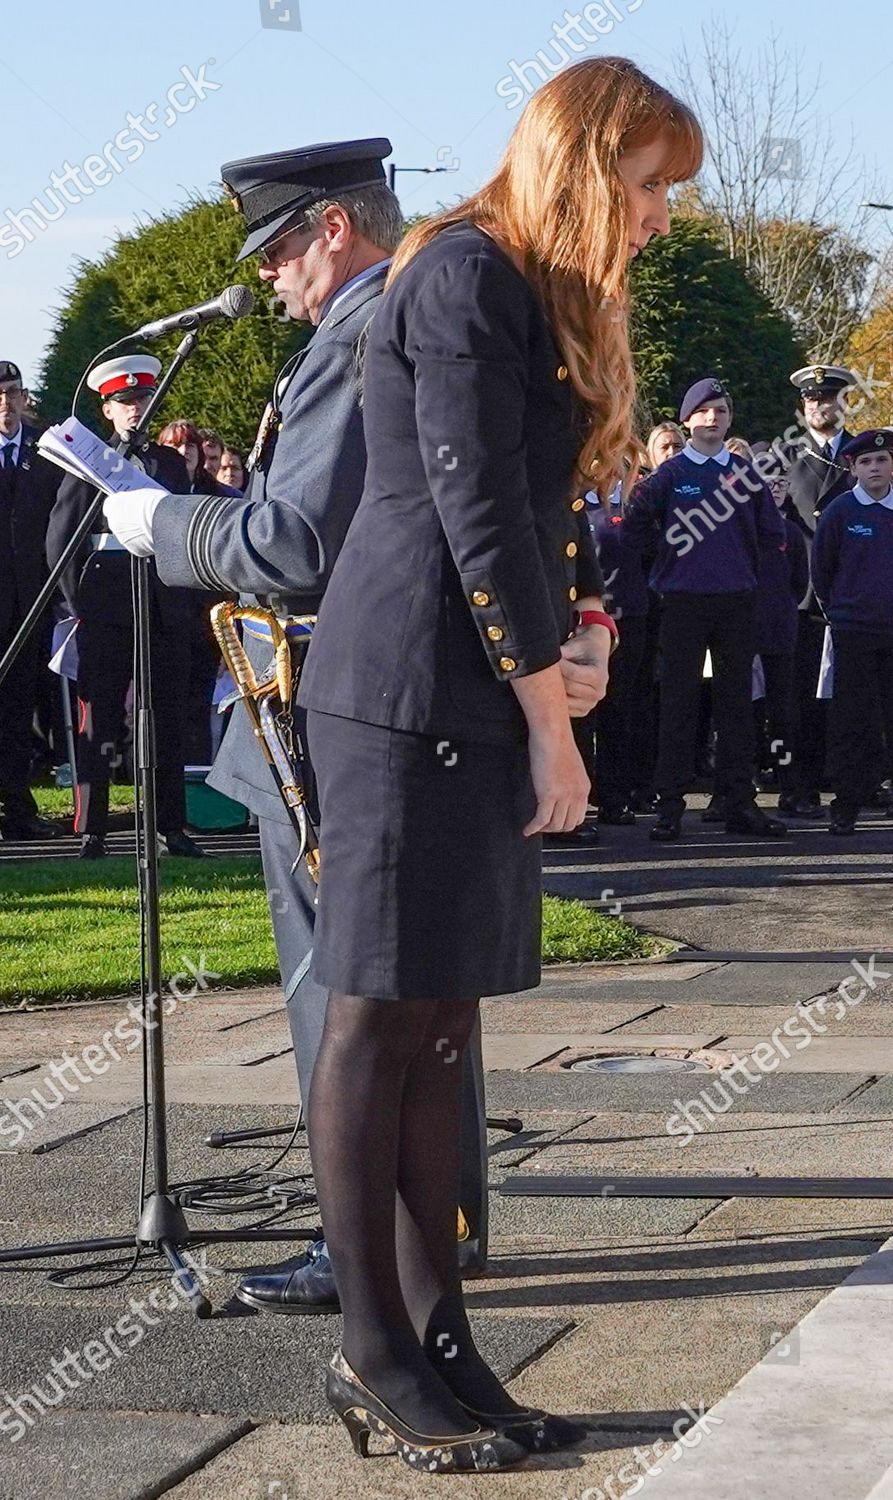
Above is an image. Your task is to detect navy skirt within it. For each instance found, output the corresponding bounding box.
[305,710,542,1001]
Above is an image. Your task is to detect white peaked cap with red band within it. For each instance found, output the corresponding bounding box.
[87,355,162,400]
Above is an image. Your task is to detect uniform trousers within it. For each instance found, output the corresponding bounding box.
[594,614,647,812]
[756,653,798,801]
[0,619,40,823]
[75,617,189,836]
[655,591,756,817]
[794,613,827,801]
[258,813,490,1270]
[828,630,893,814]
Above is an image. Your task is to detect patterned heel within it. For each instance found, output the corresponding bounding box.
[325,1351,528,1472]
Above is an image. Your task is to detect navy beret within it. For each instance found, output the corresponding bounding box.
[221,138,393,261]
[679,377,732,424]
[0,360,22,384]
[840,429,893,461]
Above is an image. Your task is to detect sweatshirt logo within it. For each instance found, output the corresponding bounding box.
[846,523,874,537]
[673,484,702,497]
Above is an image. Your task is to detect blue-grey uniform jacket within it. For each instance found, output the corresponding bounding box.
[298,222,604,745]
[152,262,389,820]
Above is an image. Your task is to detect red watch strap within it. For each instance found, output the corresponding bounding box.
[576,609,618,637]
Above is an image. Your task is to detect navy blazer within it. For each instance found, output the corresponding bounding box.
[0,424,60,639]
[299,223,603,746]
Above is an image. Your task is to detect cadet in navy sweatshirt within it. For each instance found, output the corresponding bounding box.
[754,465,809,812]
[586,485,650,821]
[624,377,787,841]
[811,428,893,833]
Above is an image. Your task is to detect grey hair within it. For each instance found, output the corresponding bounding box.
[299,184,404,253]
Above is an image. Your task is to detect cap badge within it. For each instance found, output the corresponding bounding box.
[812,366,825,383]
[223,182,242,214]
[876,433,886,447]
[125,373,138,388]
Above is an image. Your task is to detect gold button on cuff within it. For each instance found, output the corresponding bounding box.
[556,364,568,381]
[571,497,585,511]
[499,657,517,672]
[487,626,504,642]
[471,591,490,606]
[565,541,578,558]
[568,586,577,601]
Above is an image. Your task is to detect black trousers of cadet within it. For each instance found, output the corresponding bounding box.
[756,653,798,802]
[828,630,893,815]
[656,591,756,818]
[794,613,828,801]
[75,618,189,836]
[258,814,490,1271]
[0,619,40,824]
[594,614,648,812]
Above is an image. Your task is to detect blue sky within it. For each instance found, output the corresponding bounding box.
[2,0,891,385]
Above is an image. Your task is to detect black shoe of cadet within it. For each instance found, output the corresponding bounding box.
[650,813,682,843]
[829,803,858,836]
[700,796,727,824]
[547,824,600,846]
[724,805,787,837]
[159,829,206,858]
[597,805,636,825]
[236,1239,340,1314]
[78,833,107,859]
[1,814,60,840]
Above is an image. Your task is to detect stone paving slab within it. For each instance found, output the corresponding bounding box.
[634,1236,893,1498]
[586,961,885,1008]
[482,1033,718,1071]
[0,1307,570,1424]
[479,1000,664,1033]
[0,1412,251,1500]
[0,1101,140,1155]
[614,1003,893,1036]
[484,1067,867,1114]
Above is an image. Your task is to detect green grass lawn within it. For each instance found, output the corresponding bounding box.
[0,857,657,1006]
[33,784,136,820]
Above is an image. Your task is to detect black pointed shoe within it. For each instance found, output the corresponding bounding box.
[159,829,206,858]
[724,806,787,838]
[462,1402,587,1455]
[326,1351,528,1472]
[829,806,857,836]
[650,813,682,843]
[236,1239,339,1313]
[78,833,107,859]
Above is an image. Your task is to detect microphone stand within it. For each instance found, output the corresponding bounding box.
[0,330,316,1314]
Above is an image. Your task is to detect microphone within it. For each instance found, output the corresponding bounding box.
[134,285,255,340]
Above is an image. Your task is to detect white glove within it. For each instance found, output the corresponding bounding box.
[102,487,165,558]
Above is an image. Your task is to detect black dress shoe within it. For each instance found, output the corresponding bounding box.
[870,781,893,808]
[650,813,682,842]
[159,829,206,858]
[700,797,727,823]
[546,825,600,846]
[829,803,858,836]
[78,833,107,859]
[724,806,787,837]
[777,796,821,818]
[1,814,60,840]
[597,805,636,825]
[629,791,657,813]
[236,1239,340,1313]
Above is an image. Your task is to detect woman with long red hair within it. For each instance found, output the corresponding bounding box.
[298,57,703,1471]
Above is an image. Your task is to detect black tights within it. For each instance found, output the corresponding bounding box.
[307,992,524,1435]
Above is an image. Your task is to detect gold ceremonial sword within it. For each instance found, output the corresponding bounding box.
[210,602,320,882]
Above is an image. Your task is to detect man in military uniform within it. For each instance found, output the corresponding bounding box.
[0,360,62,840]
[782,364,858,815]
[103,138,494,1308]
[45,356,203,859]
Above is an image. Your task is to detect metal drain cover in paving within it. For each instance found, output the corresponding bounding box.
[568,1054,712,1074]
